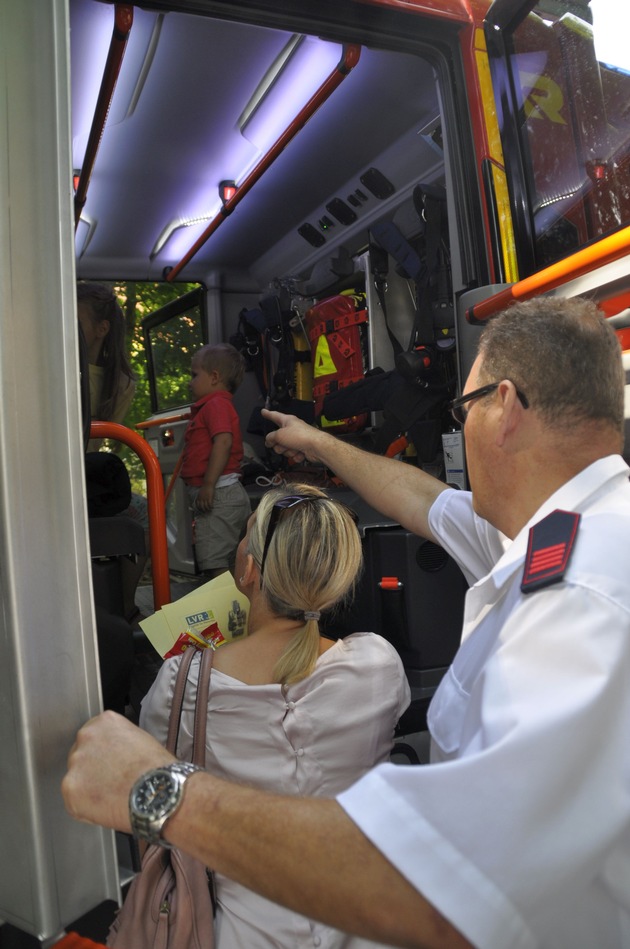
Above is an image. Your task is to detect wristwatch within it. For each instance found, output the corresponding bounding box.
[129,762,203,848]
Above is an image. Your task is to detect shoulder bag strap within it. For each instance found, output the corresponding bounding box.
[166,646,196,755]
[192,647,214,767]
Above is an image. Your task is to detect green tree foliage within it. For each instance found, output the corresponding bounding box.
[148,296,207,413]
[111,280,198,490]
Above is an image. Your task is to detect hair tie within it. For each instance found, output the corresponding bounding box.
[303,610,321,622]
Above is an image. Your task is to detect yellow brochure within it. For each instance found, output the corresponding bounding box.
[139,571,248,658]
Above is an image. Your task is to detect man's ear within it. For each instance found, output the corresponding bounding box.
[495,380,525,447]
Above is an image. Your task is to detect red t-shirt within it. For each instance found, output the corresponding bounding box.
[181,390,244,486]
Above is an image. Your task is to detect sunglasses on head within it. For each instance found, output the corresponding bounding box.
[259,493,359,579]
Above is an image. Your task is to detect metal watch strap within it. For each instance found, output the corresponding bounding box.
[129,761,203,848]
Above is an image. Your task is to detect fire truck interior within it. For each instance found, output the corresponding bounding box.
[71,0,475,738]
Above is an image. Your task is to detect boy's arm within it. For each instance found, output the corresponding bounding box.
[262,409,448,542]
[196,432,232,511]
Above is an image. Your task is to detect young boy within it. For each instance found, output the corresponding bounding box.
[181,343,251,578]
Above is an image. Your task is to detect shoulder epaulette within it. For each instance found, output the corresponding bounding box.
[521,509,581,594]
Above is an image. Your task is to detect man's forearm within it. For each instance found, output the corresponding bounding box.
[167,772,471,949]
[310,433,441,536]
[62,712,470,949]
[263,409,447,540]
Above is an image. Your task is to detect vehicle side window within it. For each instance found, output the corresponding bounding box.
[143,287,207,414]
[501,1,630,268]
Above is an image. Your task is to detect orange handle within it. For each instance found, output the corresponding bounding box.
[135,411,191,430]
[90,422,171,609]
[467,224,630,323]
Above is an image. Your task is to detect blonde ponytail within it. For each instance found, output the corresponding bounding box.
[273,618,321,686]
[248,485,362,685]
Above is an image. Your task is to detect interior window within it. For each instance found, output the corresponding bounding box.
[143,287,207,413]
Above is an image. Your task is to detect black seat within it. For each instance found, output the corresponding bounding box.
[89,515,145,617]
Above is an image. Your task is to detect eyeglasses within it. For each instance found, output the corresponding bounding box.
[259,493,359,579]
[259,495,317,578]
[448,382,529,426]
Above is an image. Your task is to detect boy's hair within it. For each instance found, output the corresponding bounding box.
[195,343,245,393]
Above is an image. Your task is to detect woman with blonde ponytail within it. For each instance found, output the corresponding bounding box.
[140,483,410,949]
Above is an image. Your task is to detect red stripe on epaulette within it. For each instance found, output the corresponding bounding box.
[521,509,581,594]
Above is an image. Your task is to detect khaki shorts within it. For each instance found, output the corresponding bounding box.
[187,481,251,571]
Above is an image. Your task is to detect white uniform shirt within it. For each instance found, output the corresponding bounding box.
[338,455,630,949]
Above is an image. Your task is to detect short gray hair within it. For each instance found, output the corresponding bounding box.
[477,297,624,433]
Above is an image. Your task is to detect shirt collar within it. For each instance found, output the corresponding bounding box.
[489,454,629,589]
[191,390,230,413]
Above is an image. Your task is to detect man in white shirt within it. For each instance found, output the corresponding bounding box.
[63,296,630,949]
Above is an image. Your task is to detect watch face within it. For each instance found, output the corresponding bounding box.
[132,769,179,818]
